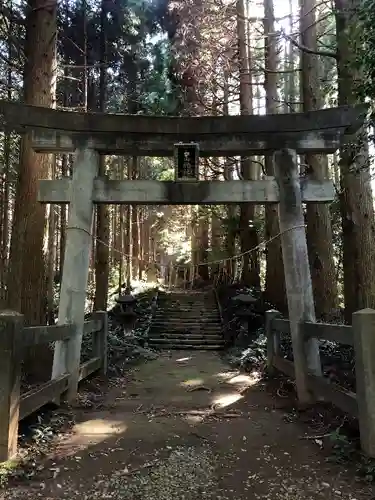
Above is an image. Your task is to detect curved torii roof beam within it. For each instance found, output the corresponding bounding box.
[0,100,368,156]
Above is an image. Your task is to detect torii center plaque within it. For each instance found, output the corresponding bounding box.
[174,142,199,180]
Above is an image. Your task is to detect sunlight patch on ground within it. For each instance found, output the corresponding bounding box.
[180,378,204,388]
[215,370,240,381]
[74,418,127,436]
[211,392,244,409]
[227,372,261,389]
[216,370,262,392]
[50,418,128,459]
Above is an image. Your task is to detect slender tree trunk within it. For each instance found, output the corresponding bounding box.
[197,207,209,281]
[126,159,133,290]
[142,210,150,281]
[7,0,57,326]
[210,199,221,279]
[191,206,199,277]
[263,0,287,312]
[59,155,68,279]
[0,12,13,305]
[7,0,57,382]
[0,132,10,305]
[335,0,375,319]
[284,0,297,112]
[131,157,140,280]
[118,158,124,291]
[300,0,338,320]
[47,158,56,324]
[94,0,110,310]
[237,0,260,287]
[59,64,70,280]
[223,69,236,281]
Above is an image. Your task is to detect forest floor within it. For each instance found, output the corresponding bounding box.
[3,351,374,500]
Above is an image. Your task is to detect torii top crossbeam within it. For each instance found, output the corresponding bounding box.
[0,100,367,156]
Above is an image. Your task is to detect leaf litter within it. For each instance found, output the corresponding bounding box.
[2,351,374,500]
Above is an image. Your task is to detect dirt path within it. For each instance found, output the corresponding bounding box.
[4,351,374,500]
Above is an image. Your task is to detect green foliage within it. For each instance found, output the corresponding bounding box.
[139,38,182,115]
[328,426,375,483]
[353,0,375,103]
[359,458,375,482]
[328,428,356,463]
[148,157,174,180]
[316,12,337,106]
[54,0,179,114]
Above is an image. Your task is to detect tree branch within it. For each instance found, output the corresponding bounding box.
[282,30,338,59]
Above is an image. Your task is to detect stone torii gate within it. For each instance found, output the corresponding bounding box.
[0,100,367,404]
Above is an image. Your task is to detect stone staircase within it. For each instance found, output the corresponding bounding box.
[147,290,225,350]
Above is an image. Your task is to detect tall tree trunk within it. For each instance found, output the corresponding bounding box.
[191,206,199,280]
[197,207,209,281]
[210,199,221,279]
[0,10,13,305]
[118,158,125,291]
[7,0,57,381]
[60,154,68,278]
[131,157,140,280]
[59,61,70,281]
[47,158,56,324]
[142,208,151,281]
[263,0,287,312]
[300,0,338,320]
[284,0,297,112]
[335,0,375,319]
[236,0,260,287]
[223,69,236,281]
[126,159,133,290]
[1,131,10,305]
[94,0,110,310]
[7,0,57,324]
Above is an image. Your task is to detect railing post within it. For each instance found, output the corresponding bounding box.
[265,310,281,373]
[352,308,375,457]
[0,311,23,462]
[91,311,108,375]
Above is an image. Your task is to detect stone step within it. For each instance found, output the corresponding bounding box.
[153,319,221,325]
[150,291,223,351]
[158,298,216,305]
[158,297,214,303]
[159,294,214,298]
[159,292,212,298]
[149,335,223,342]
[154,310,219,317]
[149,328,222,336]
[151,327,222,336]
[152,322,222,332]
[149,332,224,344]
[152,320,221,327]
[157,305,216,309]
[154,317,220,323]
[158,298,216,303]
[156,306,217,310]
[148,342,225,350]
[159,291,208,294]
[149,331,223,337]
[154,314,219,319]
[149,337,224,345]
[153,317,221,324]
